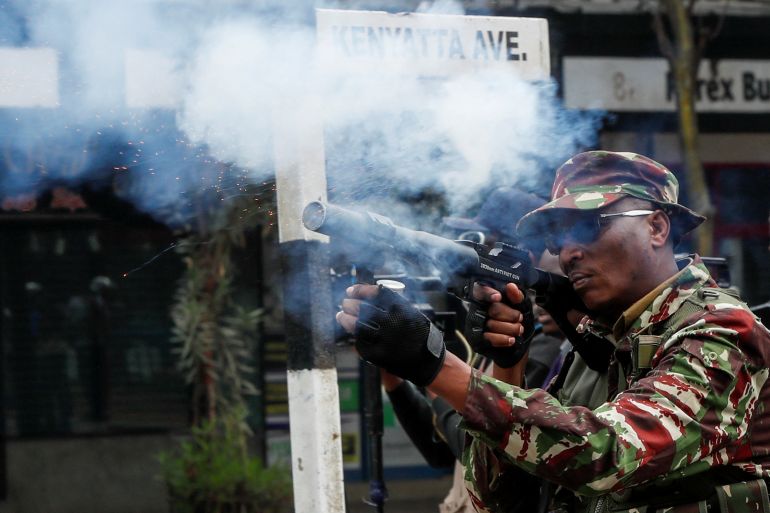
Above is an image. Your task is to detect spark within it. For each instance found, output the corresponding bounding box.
[121,241,180,278]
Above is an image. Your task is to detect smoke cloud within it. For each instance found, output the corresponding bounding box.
[0,0,603,229]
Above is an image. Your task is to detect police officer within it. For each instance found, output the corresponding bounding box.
[337,151,770,512]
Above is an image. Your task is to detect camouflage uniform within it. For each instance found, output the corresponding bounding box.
[459,152,770,512]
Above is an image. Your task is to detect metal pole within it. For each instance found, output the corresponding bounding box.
[274,97,346,513]
[362,362,387,512]
[355,268,386,512]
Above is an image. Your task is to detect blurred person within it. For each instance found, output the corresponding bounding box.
[338,151,770,512]
[11,281,47,435]
[442,186,546,255]
[87,275,116,423]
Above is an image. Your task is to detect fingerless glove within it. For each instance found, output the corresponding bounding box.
[465,296,535,368]
[355,286,446,386]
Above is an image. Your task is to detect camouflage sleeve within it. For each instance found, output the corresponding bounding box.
[460,307,768,498]
[462,433,543,513]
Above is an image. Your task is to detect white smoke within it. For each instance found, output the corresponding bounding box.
[0,0,602,227]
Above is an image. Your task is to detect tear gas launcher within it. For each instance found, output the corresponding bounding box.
[303,200,585,513]
[302,201,584,310]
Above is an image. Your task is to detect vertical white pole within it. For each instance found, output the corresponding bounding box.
[273,97,346,513]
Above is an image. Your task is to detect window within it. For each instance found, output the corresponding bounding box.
[0,217,188,436]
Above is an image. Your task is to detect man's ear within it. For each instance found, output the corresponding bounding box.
[649,210,672,248]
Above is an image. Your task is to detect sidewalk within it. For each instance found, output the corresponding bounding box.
[345,476,453,513]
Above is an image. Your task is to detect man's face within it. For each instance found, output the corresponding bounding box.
[549,199,661,320]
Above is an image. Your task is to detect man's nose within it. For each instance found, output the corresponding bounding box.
[559,239,584,268]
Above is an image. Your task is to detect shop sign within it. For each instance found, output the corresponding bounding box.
[564,57,770,113]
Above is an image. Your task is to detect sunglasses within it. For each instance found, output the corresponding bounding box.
[544,209,655,255]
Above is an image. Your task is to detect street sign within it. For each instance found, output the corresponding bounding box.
[317,9,550,79]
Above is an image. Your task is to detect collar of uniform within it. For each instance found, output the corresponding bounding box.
[611,254,713,341]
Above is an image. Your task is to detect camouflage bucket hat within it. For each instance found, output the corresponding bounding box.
[516,151,706,239]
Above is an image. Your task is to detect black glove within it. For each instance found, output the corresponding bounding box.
[354,285,446,387]
[465,295,535,368]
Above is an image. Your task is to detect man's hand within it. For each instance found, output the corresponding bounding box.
[337,284,446,387]
[465,283,534,369]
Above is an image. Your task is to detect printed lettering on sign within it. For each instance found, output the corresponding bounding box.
[565,57,770,113]
[330,26,523,62]
[317,9,550,80]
